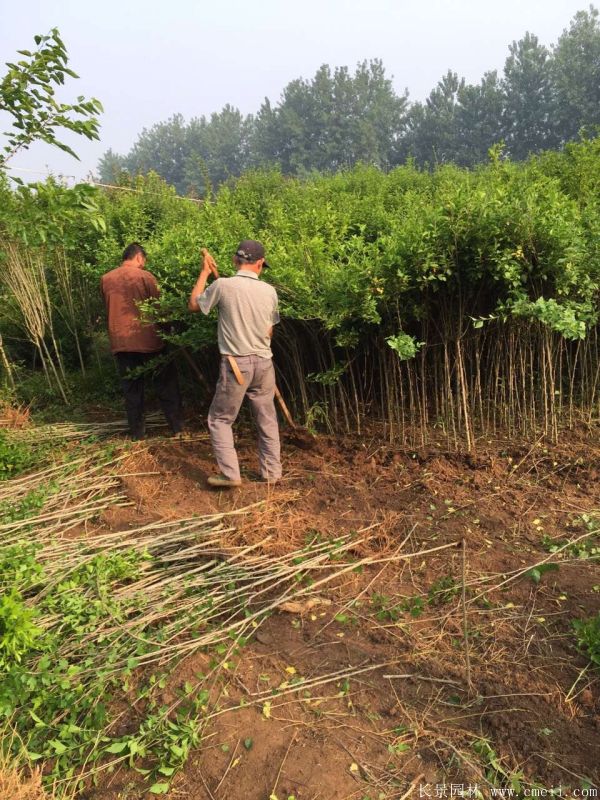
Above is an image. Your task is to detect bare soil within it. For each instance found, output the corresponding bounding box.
[93,423,600,800]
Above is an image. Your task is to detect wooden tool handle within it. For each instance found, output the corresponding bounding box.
[226,357,297,429]
[226,355,245,385]
[274,385,297,429]
[180,347,209,390]
[201,247,220,278]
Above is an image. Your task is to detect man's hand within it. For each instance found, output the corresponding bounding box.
[201,248,220,278]
[188,248,219,312]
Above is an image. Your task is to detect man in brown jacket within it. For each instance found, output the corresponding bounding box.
[101,242,182,439]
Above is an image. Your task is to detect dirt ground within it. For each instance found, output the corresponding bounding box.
[92,421,600,800]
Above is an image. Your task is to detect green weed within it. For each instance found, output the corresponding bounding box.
[472,737,525,793]
[0,431,41,479]
[572,612,600,669]
[427,575,460,605]
[541,515,600,561]
[372,574,460,622]
[0,589,42,668]
[525,563,560,584]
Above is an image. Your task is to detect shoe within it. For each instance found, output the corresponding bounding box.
[207,474,242,488]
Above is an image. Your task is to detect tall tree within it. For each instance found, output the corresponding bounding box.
[98,109,253,196]
[553,6,600,142]
[119,114,190,194]
[501,32,558,159]
[252,60,407,174]
[402,71,463,166]
[454,71,505,166]
[184,105,254,194]
[96,148,128,184]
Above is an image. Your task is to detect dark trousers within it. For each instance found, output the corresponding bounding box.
[115,351,182,439]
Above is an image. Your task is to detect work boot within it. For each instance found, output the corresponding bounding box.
[207,474,242,489]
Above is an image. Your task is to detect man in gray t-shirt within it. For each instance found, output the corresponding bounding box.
[188,240,282,488]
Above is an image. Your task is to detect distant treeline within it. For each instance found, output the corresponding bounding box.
[98,7,600,195]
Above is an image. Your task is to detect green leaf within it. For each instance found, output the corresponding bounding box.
[149,783,170,795]
[105,741,128,754]
[525,563,559,584]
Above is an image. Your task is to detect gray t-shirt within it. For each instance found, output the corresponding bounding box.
[198,270,280,359]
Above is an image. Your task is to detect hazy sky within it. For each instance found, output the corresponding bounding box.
[0,0,590,182]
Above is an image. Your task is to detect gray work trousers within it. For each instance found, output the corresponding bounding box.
[207,355,281,482]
